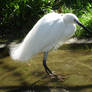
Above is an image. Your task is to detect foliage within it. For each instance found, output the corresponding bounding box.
[0,0,92,42]
[0,0,54,25]
[61,0,92,38]
[0,0,54,42]
[75,11,92,38]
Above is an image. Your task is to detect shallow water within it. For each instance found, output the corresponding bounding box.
[0,49,92,92]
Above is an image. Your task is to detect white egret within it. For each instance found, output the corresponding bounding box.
[10,12,90,78]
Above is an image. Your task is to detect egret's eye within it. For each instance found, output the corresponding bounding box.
[74,19,77,22]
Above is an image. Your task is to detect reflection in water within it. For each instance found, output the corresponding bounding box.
[49,88,69,92]
[12,87,69,92]
[1,84,92,92]
[0,86,69,92]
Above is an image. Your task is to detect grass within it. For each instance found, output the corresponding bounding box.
[0,49,92,92]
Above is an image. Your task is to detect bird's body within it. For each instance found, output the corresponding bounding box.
[10,12,89,79]
[10,12,76,61]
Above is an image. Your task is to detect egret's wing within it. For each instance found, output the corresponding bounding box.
[10,12,64,61]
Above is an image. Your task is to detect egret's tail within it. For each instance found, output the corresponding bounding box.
[9,43,30,61]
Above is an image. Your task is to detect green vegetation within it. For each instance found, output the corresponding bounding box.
[0,0,92,42]
[0,0,54,42]
[61,0,92,38]
[75,11,92,38]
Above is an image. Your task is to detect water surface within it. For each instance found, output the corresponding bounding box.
[0,49,92,92]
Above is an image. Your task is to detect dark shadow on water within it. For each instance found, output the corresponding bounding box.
[0,84,92,92]
[0,60,31,86]
[0,86,51,92]
[59,43,92,50]
[0,46,9,58]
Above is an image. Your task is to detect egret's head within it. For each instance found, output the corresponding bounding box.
[63,13,90,32]
[63,13,79,24]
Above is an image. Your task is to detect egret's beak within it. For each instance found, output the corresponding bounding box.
[75,20,90,32]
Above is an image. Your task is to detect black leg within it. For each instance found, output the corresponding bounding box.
[43,52,67,81]
[43,52,53,75]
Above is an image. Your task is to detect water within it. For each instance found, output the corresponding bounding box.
[1,86,69,92]
[0,49,92,92]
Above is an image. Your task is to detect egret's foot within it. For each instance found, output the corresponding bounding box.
[56,75,67,81]
[48,71,68,81]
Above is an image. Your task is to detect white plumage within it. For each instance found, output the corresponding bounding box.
[10,12,78,61]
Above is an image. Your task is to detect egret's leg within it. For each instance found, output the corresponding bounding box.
[43,52,67,81]
[43,52,53,75]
